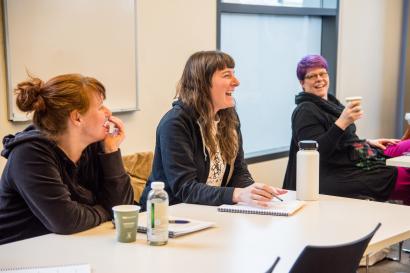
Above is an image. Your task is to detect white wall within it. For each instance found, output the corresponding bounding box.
[0,0,405,189]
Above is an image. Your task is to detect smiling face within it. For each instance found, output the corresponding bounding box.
[80,90,111,143]
[301,67,329,100]
[210,67,240,114]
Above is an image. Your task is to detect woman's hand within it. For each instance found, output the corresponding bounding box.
[103,116,125,153]
[367,138,400,150]
[335,101,363,130]
[232,183,288,207]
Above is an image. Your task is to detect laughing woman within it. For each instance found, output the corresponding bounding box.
[283,54,410,204]
[140,51,286,209]
[0,74,133,244]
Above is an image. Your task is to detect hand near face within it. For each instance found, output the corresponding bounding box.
[367,138,400,150]
[103,116,125,153]
[335,101,363,130]
[232,183,288,207]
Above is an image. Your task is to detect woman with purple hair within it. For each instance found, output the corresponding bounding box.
[283,54,410,204]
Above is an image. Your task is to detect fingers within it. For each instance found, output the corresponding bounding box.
[376,143,386,150]
[251,200,271,208]
[109,116,125,134]
[251,193,272,203]
[338,103,363,129]
[348,104,362,116]
[272,188,288,195]
[251,188,273,201]
[251,184,287,201]
[383,138,400,145]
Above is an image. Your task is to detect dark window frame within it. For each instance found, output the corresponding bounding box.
[216,0,339,164]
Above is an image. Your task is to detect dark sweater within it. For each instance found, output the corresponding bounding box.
[139,100,254,210]
[0,125,134,244]
[283,92,396,200]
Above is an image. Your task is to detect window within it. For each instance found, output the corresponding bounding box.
[217,0,339,163]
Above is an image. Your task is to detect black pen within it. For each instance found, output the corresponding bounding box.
[272,193,284,202]
[169,220,190,224]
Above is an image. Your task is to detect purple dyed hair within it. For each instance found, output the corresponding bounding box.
[296,55,328,81]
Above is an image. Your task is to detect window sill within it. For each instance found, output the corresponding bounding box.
[245,146,289,164]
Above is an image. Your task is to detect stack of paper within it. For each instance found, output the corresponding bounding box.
[137,215,214,238]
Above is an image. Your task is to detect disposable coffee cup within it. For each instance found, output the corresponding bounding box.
[345,96,362,104]
[112,205,140,243]
[405,113,410,124]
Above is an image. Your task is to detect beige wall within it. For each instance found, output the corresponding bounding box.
[0,0,405,189]
[336,0,402,139]
[255,0,404,188]
[0,0,216,171]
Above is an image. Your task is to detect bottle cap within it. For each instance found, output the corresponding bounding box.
[151,181,165,189]
[298,140,318,150]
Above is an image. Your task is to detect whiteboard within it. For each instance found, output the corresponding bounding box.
[3,0,138,121]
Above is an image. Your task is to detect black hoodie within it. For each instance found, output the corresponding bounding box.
[139,100,254,210]
[0,125,133,244]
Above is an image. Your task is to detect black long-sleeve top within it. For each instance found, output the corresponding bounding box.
[0,125,134,244]
[139,100,254,210]
[283,92,396,200]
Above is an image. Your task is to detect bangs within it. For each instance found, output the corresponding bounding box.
[84,77,106,100]
[215,52,235,70]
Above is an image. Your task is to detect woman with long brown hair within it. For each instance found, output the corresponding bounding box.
[0,74,134,244]
[140,51,286,209]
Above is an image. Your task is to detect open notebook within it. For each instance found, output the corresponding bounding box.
[137,215,215,238]
[0,264,90,273]
[218,200,306,216]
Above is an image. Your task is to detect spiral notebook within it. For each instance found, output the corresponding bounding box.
[218,200,306,216]
[0,264,90,273]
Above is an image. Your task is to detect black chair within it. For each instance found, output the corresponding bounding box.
[288,223,381,273]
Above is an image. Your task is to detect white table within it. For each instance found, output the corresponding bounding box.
[386,155,410,167]
[1,192,410,273]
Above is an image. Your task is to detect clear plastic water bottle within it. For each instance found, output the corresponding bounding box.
[147,181,169,246]
[296,140,319,201]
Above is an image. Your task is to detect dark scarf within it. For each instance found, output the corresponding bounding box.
[295,92,345,118]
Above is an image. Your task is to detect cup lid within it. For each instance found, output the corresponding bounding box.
[405,113,410,122]
[298,140,318,150]
[345,96,363,102]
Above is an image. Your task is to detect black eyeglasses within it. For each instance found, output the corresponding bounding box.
[304,71,328,80]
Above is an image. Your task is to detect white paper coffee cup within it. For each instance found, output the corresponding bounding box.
[405,113,410,124]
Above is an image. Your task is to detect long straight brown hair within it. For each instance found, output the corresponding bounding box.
[176,51,239,163]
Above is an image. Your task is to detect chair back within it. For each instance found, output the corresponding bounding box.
[122,152,154,202]
[288,223,381,273]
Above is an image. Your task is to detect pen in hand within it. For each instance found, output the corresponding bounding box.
[271,193,284,202]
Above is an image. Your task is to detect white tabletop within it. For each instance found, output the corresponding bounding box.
[1,192,410,273]
[386,155,410,167]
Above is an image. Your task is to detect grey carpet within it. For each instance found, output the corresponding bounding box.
[358,241,410,273]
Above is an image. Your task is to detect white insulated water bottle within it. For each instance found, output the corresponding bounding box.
[296,140,319,201]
